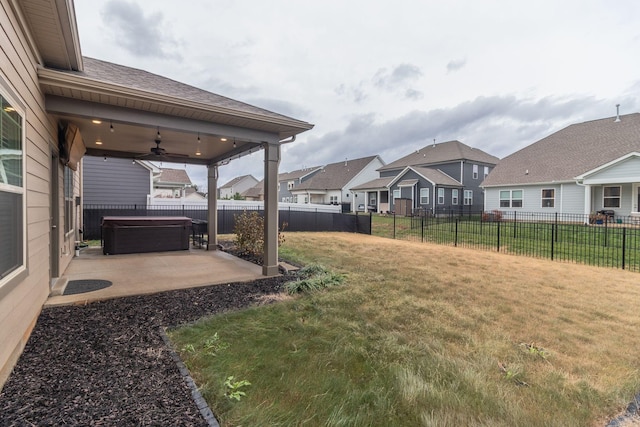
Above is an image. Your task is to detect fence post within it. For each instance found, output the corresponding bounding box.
[369,212,373,235]
[497,219,501,252]
[355,210,359,234]
[455,218,458,247]
[393,213,396,240]
[622,227,626,270]
[555,212,558,242]
[513,211,517,239]
[421,215,424,243]
[550,220,555,261]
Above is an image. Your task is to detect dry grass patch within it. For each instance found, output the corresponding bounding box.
[170,232,640,426]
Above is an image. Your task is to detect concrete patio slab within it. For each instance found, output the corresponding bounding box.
[46,247,265,307]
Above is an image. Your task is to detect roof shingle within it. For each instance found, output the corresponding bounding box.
[294,156,379,191]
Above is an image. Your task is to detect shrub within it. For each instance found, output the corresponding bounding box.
[233,211,286,260]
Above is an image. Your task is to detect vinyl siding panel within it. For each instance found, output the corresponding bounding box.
[584,156,640,183]
[0,0,64,387]
[82,156,151,205]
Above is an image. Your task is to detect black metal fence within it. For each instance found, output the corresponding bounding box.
[373,210,640,272]
[82,204,372,240]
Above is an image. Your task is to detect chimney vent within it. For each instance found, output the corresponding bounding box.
[615,104,621,122]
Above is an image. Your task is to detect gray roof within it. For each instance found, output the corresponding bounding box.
[220,174,256,189]
[379,140,499,172]
[241,180,264,198]
[71,58,305,124]
[278,166,322,182]
[350,177,394,191]
[412,167,462,186]
[482,113,640,186]
[294,156,379,191]
[157,168,192,185]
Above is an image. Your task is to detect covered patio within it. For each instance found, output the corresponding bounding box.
[42,57,313,279]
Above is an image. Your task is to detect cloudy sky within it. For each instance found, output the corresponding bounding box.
[74,0,640,190]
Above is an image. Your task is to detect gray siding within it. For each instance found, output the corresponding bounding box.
[83,156,151,205]
[585,156,640,182]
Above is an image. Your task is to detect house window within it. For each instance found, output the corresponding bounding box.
[464,190,473,205]
[603,186,621,208]
[369,195,376,205]
[452,189,459,205]
[329,195,338,205]
[0,89,25,283]
[484,166,489,178]
[541,189,555,208]
[437,188,445,204]
[419,188,429,205]
[64,166,74,233]
[500,190,523,208]
[287,181,294,190]
[392,189,400,202]
[473,164,479,179]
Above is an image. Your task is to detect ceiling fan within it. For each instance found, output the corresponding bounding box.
[136,136,189,159]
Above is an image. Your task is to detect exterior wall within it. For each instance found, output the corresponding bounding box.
[591,183,634,215]
[0,2,74,388]
[83,156,151,205]
[220,176,258,199]
[344,157,385,211]
[586,156,640,182]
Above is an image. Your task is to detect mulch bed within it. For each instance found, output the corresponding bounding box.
[0,275,295,426]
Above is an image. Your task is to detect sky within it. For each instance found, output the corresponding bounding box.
[73,0,640,191]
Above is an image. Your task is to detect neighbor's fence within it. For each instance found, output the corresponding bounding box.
[82,204,371,240]
[373,210,640,272]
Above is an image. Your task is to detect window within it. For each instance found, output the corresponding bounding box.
[369,195,376,205]
[472,164,479,179]
[452,189,459,205]
[419,188,429,205]
[287,181,294,190]
[0,89,24,283]
[541,189,555,208]
[329,195,338,205]
[392,189,400,202]
[603,186,621,208]
[464,190,473,205]
[484,166,489,178]
[64,166,74,233]
[437,188,444,204]
[500,190,523,208]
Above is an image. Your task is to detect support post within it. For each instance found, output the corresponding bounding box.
[263,142,280,276]
[207,165,218,250]
[583,184,592,223]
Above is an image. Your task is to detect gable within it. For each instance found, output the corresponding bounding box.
[581,153,640,184]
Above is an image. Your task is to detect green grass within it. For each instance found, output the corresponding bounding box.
[372,214,640,271]
[168,232,640,426]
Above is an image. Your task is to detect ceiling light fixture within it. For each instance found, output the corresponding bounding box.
[92,119,102,124]
[156,127,161,140]
[197,132,201,143]
[110,121,114,132]
[233,139,237,148]
[95,140,103,145]
[221,137,227,142]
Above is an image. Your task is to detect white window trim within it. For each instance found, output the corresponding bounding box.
[0,80,27,290]
[603,185,621,209]
[541,188,555,208]
[419,188,429,205]
[472,164,479,180]
[464,189,473,206]
[499,189,523,208]
[452,189,459,205]
[437,188,445,205]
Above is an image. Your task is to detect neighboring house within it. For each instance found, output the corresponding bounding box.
[184,187,207,201]
[482,113,640,218]
[1,0,312,389]
[278,166,322,203]
[219,175,258,199]
[242,180,264,201]
[353,140,499,215]
[83,157,156,205]
[291,156,385,212]
[154,168,193,198]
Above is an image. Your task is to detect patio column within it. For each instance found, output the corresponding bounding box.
[583,184,592,221]
[207,165,218,250]
[263,142,280,276]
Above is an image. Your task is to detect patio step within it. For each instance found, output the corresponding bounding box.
[278,262,299,274]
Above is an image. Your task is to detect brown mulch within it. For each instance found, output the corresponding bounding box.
[0,275,294,426]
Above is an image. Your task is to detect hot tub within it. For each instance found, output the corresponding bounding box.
[102,216,191,255]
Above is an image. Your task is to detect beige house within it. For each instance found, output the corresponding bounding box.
[0,0,312,388]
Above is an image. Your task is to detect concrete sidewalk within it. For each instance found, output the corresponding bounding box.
[46,247,264,307]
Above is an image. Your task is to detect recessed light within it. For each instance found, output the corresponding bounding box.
[95,140,103,145]
[220,137,227,142]
[92,119,102,124]
[195,152,201,156]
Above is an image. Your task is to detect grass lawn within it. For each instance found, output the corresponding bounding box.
[168,232,640,426]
